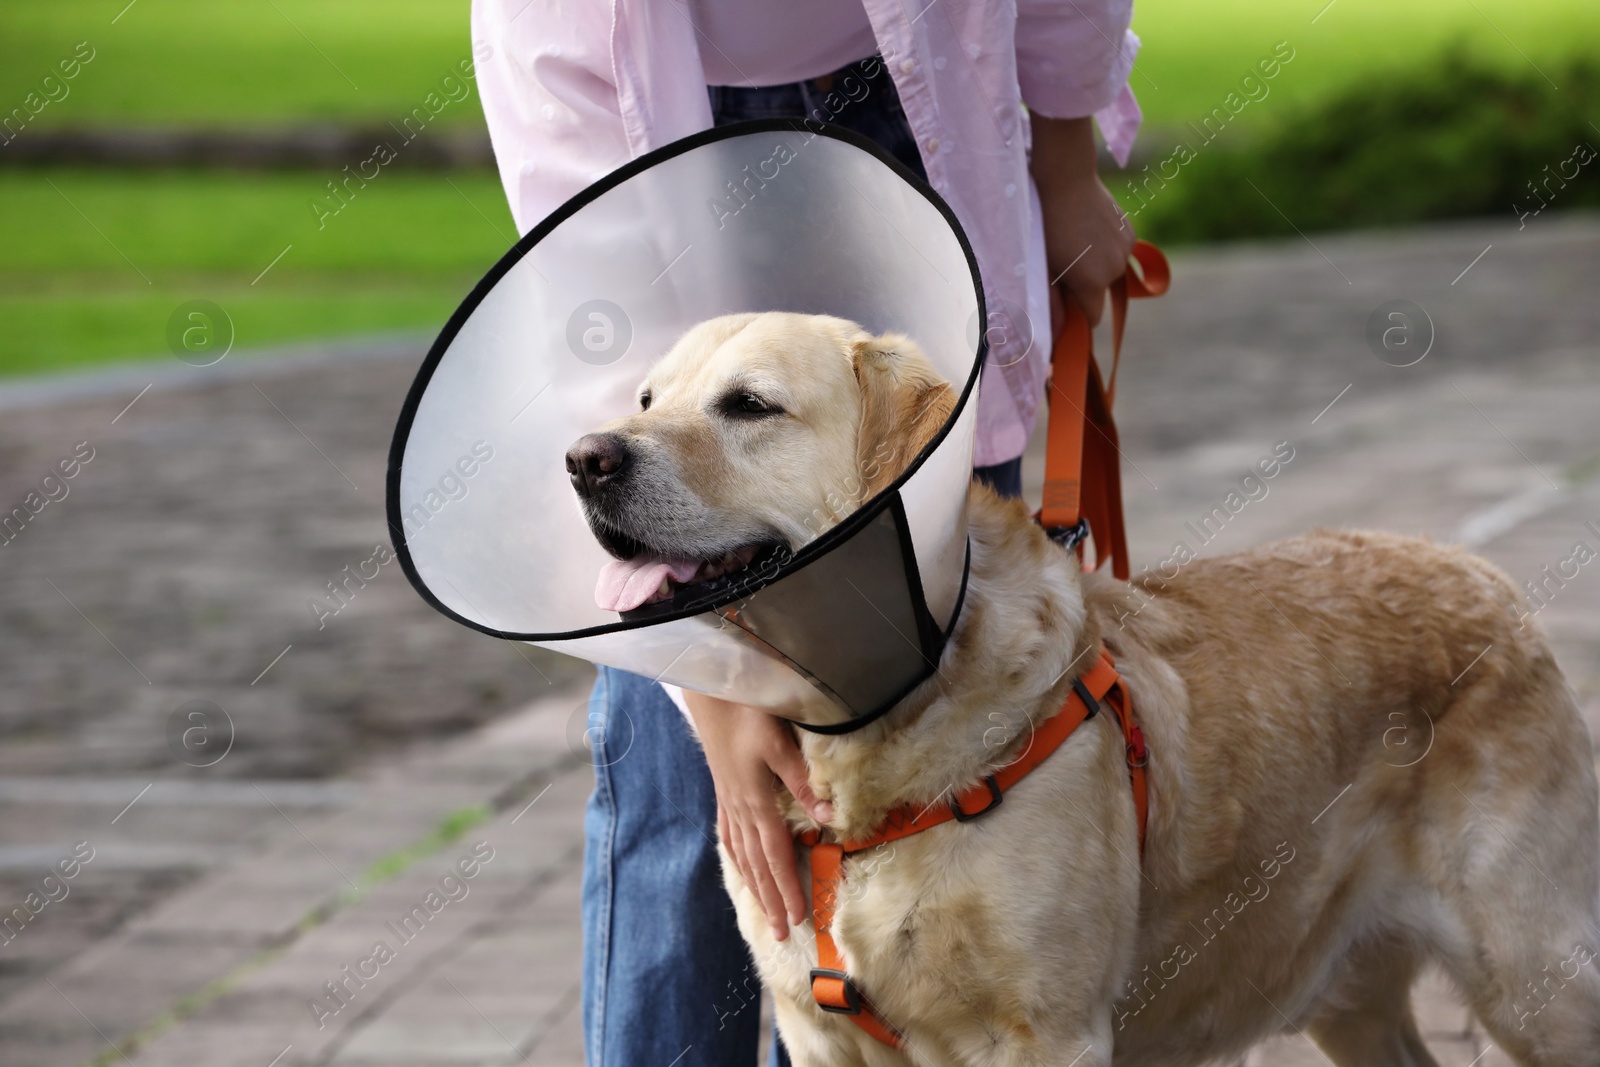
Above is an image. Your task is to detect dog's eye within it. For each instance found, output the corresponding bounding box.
[721,392,781,418]
[639,391,652,411]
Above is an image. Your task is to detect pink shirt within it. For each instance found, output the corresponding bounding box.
[686,0,880,86]
[471,0,1141,465]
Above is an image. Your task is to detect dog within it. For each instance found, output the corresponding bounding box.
[565,311,1600,1066]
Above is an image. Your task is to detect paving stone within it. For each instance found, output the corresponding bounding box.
[333,1018,542,1064]
[0,688,587,1066]
[121,765,590,1067]
[0,935,248,1033]
[0,342,591,782]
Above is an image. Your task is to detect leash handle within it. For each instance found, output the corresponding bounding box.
[1039,240,1169,579]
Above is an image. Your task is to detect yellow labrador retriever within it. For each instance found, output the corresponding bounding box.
[565,311,1600,1067]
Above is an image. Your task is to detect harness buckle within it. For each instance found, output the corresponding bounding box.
[810,969,863,1015]
[949,774,1003,821]
[1072,678,1099,720]
[1044,518,1090,551]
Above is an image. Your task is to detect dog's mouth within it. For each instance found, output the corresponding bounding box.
[591,524,785,614]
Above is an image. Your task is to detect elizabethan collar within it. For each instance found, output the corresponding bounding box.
[387,120,986,721]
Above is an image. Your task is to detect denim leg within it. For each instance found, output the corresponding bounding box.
[582,667,782,1066]
[973,456,1024,500]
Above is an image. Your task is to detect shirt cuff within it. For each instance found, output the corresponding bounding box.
[1019,27,1141,123]
[1095,81,1142,168]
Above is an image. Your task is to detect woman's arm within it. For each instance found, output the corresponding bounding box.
[1029,113,1136,326]
[683,691,833,942]
[1015,0,1141,324]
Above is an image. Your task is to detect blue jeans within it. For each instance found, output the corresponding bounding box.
[581,668,769,1066]
[580,57,1021,1067]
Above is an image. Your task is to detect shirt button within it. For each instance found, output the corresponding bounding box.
[926,138,940,153]
[900,58,915,75]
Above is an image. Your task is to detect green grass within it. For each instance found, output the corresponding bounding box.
[1,0,479,130]
[1128,0,1599,135]
[3,0,1597,377]
[5,0,1591,136]
[355,803,491,888]
[0,168,514,375]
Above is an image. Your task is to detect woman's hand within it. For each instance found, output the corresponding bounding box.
[684,691,833,942]
[1030,114,1136,328]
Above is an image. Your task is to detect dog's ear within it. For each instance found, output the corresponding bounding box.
[851,333,956,500]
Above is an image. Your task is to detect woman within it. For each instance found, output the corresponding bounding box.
[471,2,1142,1062]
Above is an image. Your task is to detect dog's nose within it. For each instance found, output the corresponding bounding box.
[565,433,629,497]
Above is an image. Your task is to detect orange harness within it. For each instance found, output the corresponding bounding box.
[798,648,1146,1047]
[796,243,1169,1048]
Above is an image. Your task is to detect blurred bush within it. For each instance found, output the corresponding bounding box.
[1128,50,1600,243]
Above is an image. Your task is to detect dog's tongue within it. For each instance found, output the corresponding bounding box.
[596,555,701,613]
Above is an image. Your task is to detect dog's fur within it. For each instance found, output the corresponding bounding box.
[578,312,1600,1066]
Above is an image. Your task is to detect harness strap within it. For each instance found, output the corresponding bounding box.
[800,648,1147,1047]
[1102,669,1148,852]
[1040,241,1170,579]
[808,842,907,1046]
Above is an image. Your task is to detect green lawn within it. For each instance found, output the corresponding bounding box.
[2,0,505,376]
[1129,0,1598,134]
[5,0,1590,135]
[1,0,478,130]
[2,0,1596,377]
[0,169,513,375]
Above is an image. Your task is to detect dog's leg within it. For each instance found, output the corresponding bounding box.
[1302,938,1440,1067]
[1420,673,1600,1067]
[1443,918,1600,1067]
[1441,904,1600,1067]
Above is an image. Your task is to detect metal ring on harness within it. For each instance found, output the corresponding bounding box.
[1045,518,1090,552]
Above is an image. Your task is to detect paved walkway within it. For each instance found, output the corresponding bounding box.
[1,214,1597,1066]
[0,686,595,1067]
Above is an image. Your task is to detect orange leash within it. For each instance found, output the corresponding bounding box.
[1040,241,1170,579]
[799,648,1148,1048]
